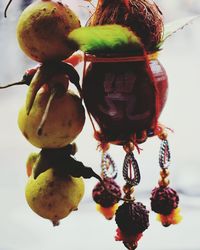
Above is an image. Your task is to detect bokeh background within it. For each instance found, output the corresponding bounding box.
[0,1,200,249]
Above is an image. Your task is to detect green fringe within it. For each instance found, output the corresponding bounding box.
[68,24,142,55]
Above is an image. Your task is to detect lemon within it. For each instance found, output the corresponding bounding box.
[25,168,85,225]
[17,0,81,62]
[18,89,85,148]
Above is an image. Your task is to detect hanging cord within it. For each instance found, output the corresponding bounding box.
[4,0,13,18]
[142,47,160,130]
[130,134,143,154]
[82,53,99,135]
[0,80,27,89]
[84,53,157,63]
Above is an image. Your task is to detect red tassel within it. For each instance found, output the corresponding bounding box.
[115,228,143,243]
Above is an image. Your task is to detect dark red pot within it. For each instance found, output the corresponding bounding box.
[82,59,168,144]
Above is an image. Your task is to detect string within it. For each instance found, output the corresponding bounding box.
[85,53,157,63]
[142,48,160,131]
[4,0,12,18]
[82,53,98,135]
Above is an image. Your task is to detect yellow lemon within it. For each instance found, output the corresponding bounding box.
[25,168,85,225]
[17,0,81,62]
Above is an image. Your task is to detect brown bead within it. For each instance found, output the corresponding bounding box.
[123,142,135,153]
[158,130,168,140]
[160,169,170,178]
[158,178,170,187]
[123,184,135,195]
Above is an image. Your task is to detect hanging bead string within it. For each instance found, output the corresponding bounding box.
[151,129,182,226]
[101,152,118,179]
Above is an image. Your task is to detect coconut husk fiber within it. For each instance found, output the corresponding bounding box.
[89,0,163,52]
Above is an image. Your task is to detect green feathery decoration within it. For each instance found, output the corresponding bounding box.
[68,24,143,55]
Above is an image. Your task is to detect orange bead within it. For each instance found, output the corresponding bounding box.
[123,184,134,195]
[123,142,135,153]
[160,169,170,178]
[158,178,170,187]
[158,130,168,140]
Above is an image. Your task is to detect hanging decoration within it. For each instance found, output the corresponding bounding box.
[92,152,121,220]
[115,148,149,250]
[150,133,182,226]
[1,0,199,249]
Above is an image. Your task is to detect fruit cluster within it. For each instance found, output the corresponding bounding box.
[15,0,86,226]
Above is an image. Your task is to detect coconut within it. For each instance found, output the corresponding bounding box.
[89,0,163,51]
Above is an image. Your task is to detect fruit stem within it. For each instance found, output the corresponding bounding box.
[26,67,45,115]
[52,220,60,227]
[0,80,27,89]
[37,88,57,136]
[4,0,12,18]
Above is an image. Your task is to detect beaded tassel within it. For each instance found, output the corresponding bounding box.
[115,144,149,250]
[92,152,121,220]
[150,130,182,226]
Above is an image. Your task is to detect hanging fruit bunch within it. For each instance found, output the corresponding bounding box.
[15,0,87,225]
[1,0,96,226]
[1,0,128,227]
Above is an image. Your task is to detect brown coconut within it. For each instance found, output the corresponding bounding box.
[89,0,163,52]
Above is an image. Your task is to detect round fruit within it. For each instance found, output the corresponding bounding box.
[18,89,85,148]
[17,0,81,62]
[25,168,85,225]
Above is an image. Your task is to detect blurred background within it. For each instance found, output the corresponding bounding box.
[0,0,200,249]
